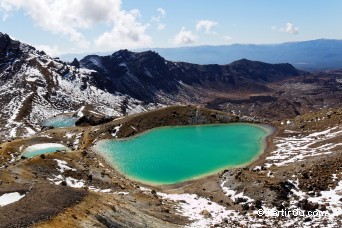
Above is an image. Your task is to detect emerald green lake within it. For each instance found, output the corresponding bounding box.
[94,124,271,185]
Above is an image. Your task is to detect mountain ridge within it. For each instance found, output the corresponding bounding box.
[80,50,304,102]
[60,39,342,70]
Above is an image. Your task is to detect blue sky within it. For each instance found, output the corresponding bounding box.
[0,0,341,56]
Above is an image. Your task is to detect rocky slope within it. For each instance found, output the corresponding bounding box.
[0,33,159,141]
[80,50,303,102]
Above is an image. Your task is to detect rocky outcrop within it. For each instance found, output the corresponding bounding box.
[70,58,80,68]
[75,115,115,126]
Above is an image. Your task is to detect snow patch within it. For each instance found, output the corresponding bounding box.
[54,159,76,173]
[111,124,122,138]
[265,127,341,167]
[88,186,112,193]
[114,191,129,195]
[307,180,342,218]
[48,175,85,188]
[158,192,239,227]
[221,181,255,203]
[76,106,85,117]
[65,177,85,188]
[0,192,26,207]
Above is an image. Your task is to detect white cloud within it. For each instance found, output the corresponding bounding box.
[173,27,197,45]
[283,22,299,34]
[35,44,60,57]
[95,9,152,50]
[151,8,166,31]
[157,23,166,30]
[196,20,218,34]
[0,0,152,50]
[0,1,16,20]
[274,22,299,35]
[157,8,166,18]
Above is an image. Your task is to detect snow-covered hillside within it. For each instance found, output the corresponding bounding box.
[0,33,159,140]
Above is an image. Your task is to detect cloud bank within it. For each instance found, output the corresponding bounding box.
[35,44,60,57]
[151,8,167,31]
[173,27,197,45]
[273,22,299,35]
[196,20,217,34]
[0,0,152,50]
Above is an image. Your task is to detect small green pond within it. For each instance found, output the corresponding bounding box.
[42,116,79,128]
[94,124,272,185]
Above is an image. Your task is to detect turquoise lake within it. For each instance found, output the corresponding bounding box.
[42,116,79,128]
[94,124,272,185]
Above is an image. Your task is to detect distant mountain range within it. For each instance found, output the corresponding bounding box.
[61,39,342,71]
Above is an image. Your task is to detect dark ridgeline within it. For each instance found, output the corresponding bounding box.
[80,50,303,102]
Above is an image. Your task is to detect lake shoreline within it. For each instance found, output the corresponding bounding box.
[93,123,276,187]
